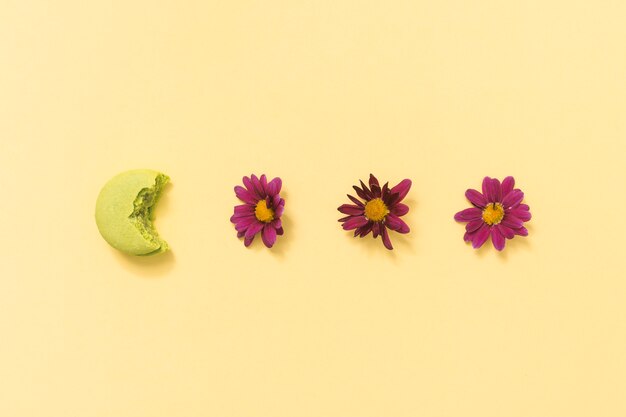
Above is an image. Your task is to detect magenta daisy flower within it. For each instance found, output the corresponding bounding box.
[230,174,284,248]
[338,174,411,250]
[454,176,531,251]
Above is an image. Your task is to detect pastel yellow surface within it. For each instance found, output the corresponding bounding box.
[1,1,625,416]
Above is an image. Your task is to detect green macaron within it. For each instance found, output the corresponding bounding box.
[95,169,170,256]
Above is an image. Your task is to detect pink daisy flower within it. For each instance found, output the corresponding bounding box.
[454,176,531,251]
[230,174,284,248]
[338,174,412,250]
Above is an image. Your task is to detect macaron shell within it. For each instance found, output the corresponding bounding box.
[95,169,167,256]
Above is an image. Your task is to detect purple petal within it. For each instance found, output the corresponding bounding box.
[501,176,515,196]
[235,186,257,205]
[358,222,373,237]
[237,230,245,238]
[372,222,381,238]
[242,176,259,198]
[507,208,531,222]
[491,227,505,251]
[338,204,364,216]
[233,204,255,216]
[276,227,284,235]
[250,175,266,198]
[359,180,374,199]
[370,183,382,198]
[244,235,255,247]
[352,185,368,200]
[234,216,257,232]
[342,216,368,230]
[390,179,412,202]
[501,215,524,229]
[472,224,491,249]
[260,174,268,194]
[454,207,482,222]
[465,189,487,208]
[518,203,530,212]
[369,174,379,188]
[515,226,529,236]
[483,177,501,202]
[266,177,282,196]
[275,201,285,218]
[466,219,484,233]
[502,190,524,208]
[271,218,282,230]
[385,214,410,233]
[381,226,393,250]
[347,194,364,207]
[261,224,277,248]
[482,177,492,199]
[390,203,409,216]
[245,221,264,239]
[496,224,515,239]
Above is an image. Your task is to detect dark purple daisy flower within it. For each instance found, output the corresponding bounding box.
[230,174,284,248]
[338,174,411,250]
[454,176,531,251]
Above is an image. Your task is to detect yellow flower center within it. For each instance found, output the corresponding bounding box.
[482,202,505,225]
[364,198,389,222]
[254,200,274,223]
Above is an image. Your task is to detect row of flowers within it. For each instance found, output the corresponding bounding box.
[231,174,531,251]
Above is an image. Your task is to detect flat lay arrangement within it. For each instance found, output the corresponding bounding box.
[95,170,531,255]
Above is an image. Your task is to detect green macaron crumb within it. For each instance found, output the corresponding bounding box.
[95,169,170,256]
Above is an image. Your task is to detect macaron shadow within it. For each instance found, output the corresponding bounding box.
[111,248,175,278]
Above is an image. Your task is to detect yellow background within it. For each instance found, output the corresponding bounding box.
[2,1,626,416]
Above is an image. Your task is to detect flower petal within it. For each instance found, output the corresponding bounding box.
[502,190,524,208]
[465,189,487,208]
[271,218,282,230]
[235,186,257,205]
[260,174,268,194]
[266,177,282,196]
[472,224,491,249]
[275,200,285,218]
[352,185,369,200]
[466,219,484,233]
[454,207,482,222]
[250,174,266,198]
[233,216,257,231]
[338,204,364,216]
[245,221,264,239]
[347,194,364,207]
[496,224,515,239]
[483,177,501,202]
[385,214,410,233]
[515,226,529,236]
[244,235,255,247]
[372,222,381,238]
[482,177,491,198]
[261,224,277,248]
[390,203,409,216]
[358,222,373,237]
[507,208,532,222]
[501,176,515,196]
[491,227,505,251]
[233,204,255,216]
[369,173,379,188]
[381,226,393,250]
[390,179,412,202]
[242,176,259,198]
[342,216,369,230]
[359,180,374,199]
[501,215,524,229]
